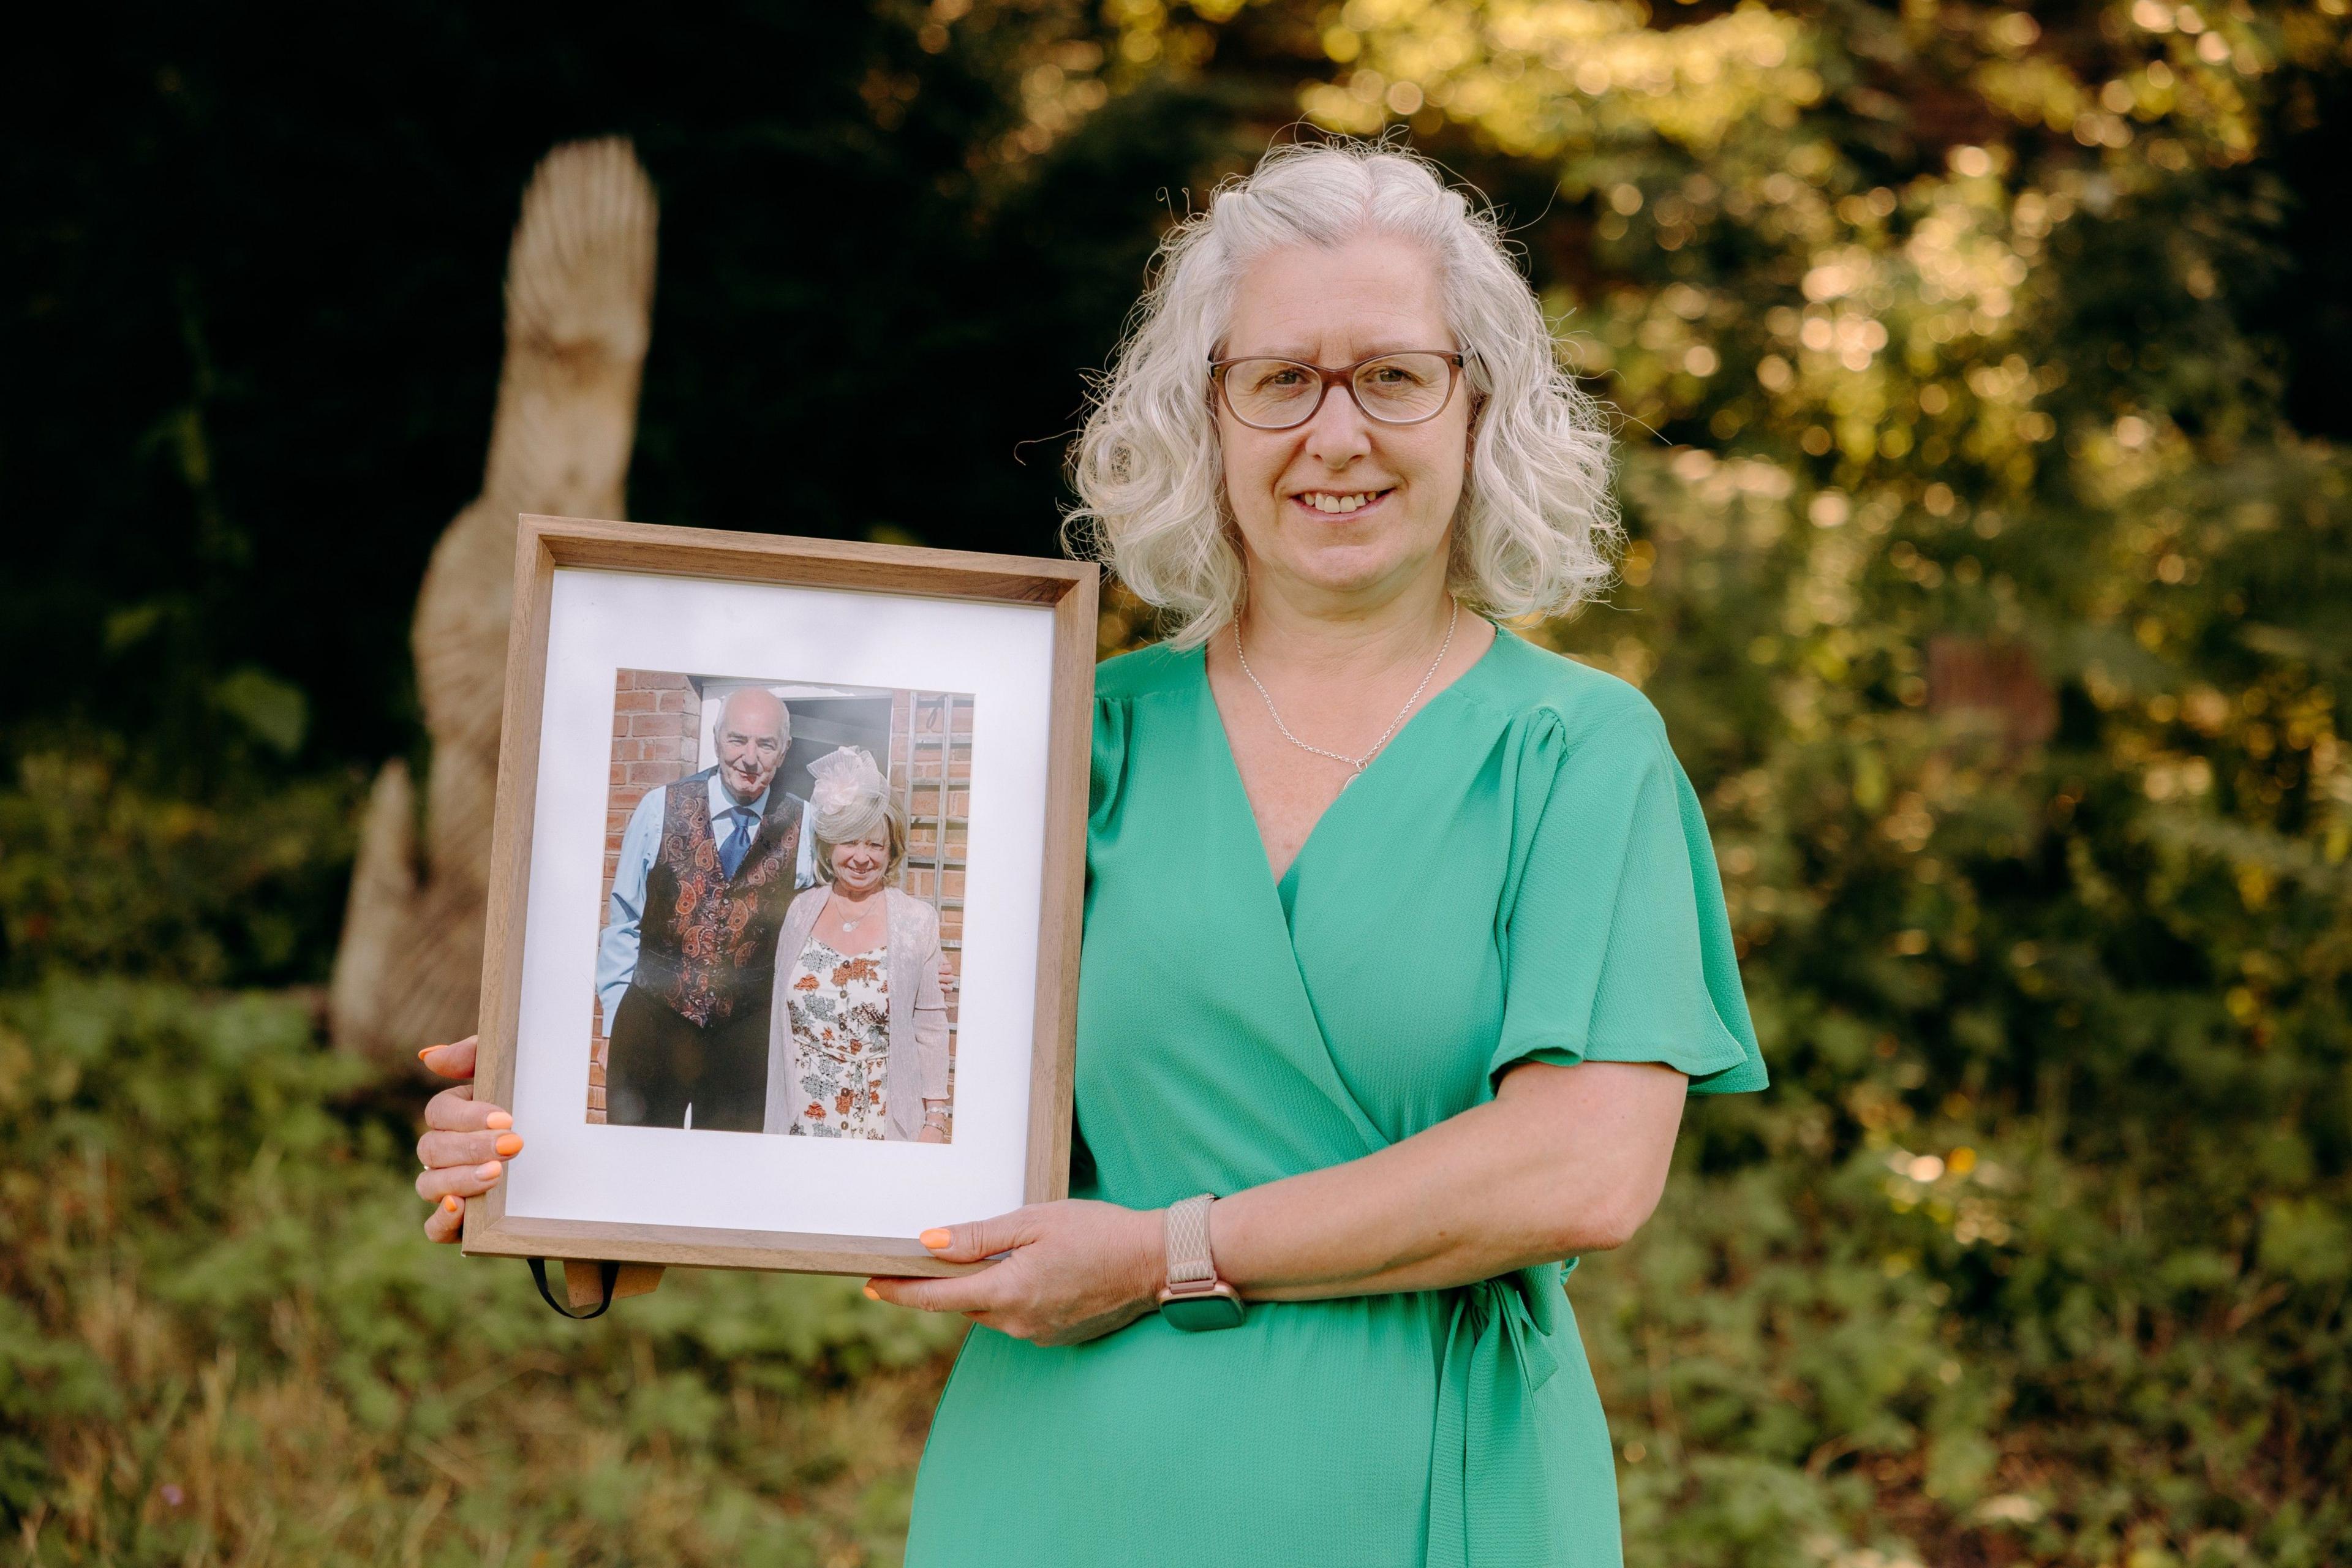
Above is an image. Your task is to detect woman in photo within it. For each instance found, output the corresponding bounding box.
[763,745,952,1143]
[417,139,1766,1565]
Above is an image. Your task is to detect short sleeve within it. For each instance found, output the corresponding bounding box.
[1090,693,1133,837]
[1491,703,1766,1096]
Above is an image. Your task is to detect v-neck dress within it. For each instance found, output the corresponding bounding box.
[903,629,1766,1568]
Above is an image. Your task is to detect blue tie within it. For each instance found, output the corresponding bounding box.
[717,809,755,878]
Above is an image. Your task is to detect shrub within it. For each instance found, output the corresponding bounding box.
[0,981,963,1566]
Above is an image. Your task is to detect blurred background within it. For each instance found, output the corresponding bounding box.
[4,1,2347,1564]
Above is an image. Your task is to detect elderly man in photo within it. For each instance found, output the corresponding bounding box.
[597,687,810,1131]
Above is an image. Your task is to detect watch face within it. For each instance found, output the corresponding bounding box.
[1161,1292,1246,1332]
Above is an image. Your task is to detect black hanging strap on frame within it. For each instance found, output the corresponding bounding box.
[529,1257,618,1319]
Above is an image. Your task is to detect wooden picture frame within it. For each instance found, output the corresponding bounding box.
[461,514,1096,1284]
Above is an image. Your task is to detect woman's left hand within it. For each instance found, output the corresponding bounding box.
[866,1200,1163,1346]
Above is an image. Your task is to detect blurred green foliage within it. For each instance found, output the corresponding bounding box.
[3,0,2349,1564]
[0,982,963,1564]
[0,755,357,987]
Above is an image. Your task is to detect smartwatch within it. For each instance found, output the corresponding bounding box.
[1157,1193,1245,1332]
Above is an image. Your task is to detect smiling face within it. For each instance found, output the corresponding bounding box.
[713,688,788,805]
[826,828,891,897]
[1216,233,1472,616]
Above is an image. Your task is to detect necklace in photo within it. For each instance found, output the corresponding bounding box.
[1234,599,1459,786]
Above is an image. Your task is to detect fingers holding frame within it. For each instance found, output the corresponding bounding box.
[417,1127,522,1171]
[862,1205,1041,1318]
[416,1037,508,1243]
[417,1034,480,1080]
[865,1270,1005,1319]
[914,1208,1037,1265]
[424,1084,511,1133]
[415,1158,507,1207]
[423,1192,465,1245]
[418,1085,521,1171]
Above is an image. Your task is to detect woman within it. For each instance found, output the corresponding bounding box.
[416,140,1764,1567]
[764,745,952,1143]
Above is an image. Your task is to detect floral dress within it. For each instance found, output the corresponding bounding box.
[782,935,891,1138]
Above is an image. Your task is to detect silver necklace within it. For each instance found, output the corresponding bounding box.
[1234,600,1459,784]
[832,891,880,932]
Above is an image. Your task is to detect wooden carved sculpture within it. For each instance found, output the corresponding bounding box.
[331,137,658,1065]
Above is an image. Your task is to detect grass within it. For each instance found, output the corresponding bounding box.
[2,981,962,1567]
[4,978,2345,1566]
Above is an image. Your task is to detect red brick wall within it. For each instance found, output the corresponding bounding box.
[589,669,701,1121]
[601,669,703,916]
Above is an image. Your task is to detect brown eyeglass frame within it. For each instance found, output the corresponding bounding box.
[1207,351,1469,430]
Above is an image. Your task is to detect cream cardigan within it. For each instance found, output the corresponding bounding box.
[762,885,950,1141]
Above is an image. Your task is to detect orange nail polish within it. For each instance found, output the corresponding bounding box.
[862,1284,879,1300]
[417,1044,440,1060]
[442,1194,461,1215]
[476,1160,503,1180]
[484,1110,513,1131]
[919,1228,951,1249]
[495,1133,524,1157]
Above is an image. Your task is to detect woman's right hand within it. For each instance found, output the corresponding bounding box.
[415,1035,522,1244]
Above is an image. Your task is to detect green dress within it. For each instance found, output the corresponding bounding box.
[904,629,1766,1568]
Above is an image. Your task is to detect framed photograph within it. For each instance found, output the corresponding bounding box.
[461,514,1097,1281]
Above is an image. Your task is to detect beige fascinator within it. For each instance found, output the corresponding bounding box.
[809,746,888,817]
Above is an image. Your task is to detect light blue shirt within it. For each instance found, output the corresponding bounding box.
[595,773,814,1031]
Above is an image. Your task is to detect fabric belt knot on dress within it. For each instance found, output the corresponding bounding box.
[1427,1268,1563,1568]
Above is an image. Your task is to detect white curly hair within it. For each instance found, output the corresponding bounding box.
[1065,139,1619,647]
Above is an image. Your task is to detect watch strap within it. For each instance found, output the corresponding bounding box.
[1163,1193,1219,1290]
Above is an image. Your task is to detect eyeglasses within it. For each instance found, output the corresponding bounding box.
[1208,350,1468,431]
